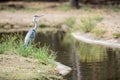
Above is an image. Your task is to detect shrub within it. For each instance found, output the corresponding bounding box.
[80,17,96,32]
[112,32,120,38]
[79,15,103,33]
[64,17,76,27]
[60,4,70,11]
[92,29,106,38]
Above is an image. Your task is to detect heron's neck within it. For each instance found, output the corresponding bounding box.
[33,21,38,30]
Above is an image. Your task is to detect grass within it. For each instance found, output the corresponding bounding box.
[0,6,41,12]
[105,6,120,12]
[80,17,96,32]
[64,17,76,27]
[92,29,106,38]
[1,8,17,12]
[0,34,56,66]
[79,14,103,32]
[60,3,70,12]
[80,6,93,12]
[112,32,120,38]
[23,7,42,12]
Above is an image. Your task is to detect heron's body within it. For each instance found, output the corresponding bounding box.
[24,29,36,47]
[24,15,40,48]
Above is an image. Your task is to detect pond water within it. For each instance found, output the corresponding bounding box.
[0,31,120,80]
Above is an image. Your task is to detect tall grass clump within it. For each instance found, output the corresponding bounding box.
[92,29,106,38]
[112,32,120,38]
[80,17,96,32]
[79,14,103,33]
[0,35,16,54]
[105,6,120,12]
[23,6,42,12]
[33,46,56,66]
[60,4,70,11]
[80,6,93,12]
[0,34,56,65]
[64,17,76,27]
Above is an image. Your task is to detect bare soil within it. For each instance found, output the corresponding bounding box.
[0,52,58,80]
[0,1,120,39]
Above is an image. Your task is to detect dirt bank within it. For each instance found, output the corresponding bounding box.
[0,52,61,80]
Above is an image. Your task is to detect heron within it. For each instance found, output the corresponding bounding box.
[23,15,42,48]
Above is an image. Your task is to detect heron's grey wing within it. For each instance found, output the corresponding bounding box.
[30,29,36,39]
[24,29,35,47]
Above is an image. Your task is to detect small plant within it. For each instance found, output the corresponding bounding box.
[33,46,56,66]
[80,6,93,12]
[64,17,75,27]
[112,32,120,38]
[79,15,103,33]
[60,4,70,11]
[92,29,106,38]
[23,7,41,12]
[105,6,120,12]
[93,14,103,22]
[80,17,96,32]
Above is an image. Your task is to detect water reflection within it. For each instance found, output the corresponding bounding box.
[52,33,120,80]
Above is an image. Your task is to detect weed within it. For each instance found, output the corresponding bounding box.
[23,7,41,12]
[79,15,103,33]
[60,4,70,11]
[93,14,103,22]
[64,17,76,27]
[92,29,106,38]
[105,6,120,12]
[80,17,96,32]
[112,32,120,38]
[33,46,56,65]
[80,6,93,12]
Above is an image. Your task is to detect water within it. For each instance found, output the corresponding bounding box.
[35,32,120,80]
[0,31,120,80]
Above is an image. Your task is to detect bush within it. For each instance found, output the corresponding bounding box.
[79,15,103,33]
[112,32,120,38]
[92,29,106,38]
[64,17,75,27]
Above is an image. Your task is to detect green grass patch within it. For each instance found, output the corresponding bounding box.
[79,15,103,33]
[80,6,93,12]
[64,17,76,27]
[92,29,106,38]
[93,14,103,22]
[105,6,120,12]
[112,32,120,38]
[80,17,96,32]
[0,34,56,66]
[23,7,42,12]
[60,4,70,12]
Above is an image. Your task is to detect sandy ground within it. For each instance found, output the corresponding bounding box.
[0,1,120,38]
[0,52,60,80]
